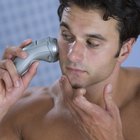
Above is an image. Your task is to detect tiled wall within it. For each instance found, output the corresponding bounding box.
[0,0,140,86]
[0,0,61,86]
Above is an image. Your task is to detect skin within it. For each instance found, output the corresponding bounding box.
[0,5,140,140]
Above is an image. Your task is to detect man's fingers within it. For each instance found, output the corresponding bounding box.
[103,84,114,115]
[74,95,101,114]
[66,99,82,124]
[103,84,120,118]
[2,39,31,60]
[0,69,13,92]
[59,75,73,98]
[22,61,39,88]
[73,88,86,98]
[0,80,6,97]
[3,59,20,88]
[0,59,20,90]
[19,39,32,49]
[103,84,113,110]
[59,76,87,123]
[3,47,28,60]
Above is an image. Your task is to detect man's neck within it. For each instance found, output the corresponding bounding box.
[84,64,124,109]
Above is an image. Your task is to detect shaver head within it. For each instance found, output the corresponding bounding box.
[14,37,59,75]
[43,37,59,62]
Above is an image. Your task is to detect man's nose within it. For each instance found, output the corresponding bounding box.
[67,41,85,63]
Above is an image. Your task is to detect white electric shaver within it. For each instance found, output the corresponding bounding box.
[14,37,59,76]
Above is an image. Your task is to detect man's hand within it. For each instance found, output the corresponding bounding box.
[59,75,125,140]
[0,39,39,121]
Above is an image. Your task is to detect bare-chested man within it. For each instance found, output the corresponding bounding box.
[0,0,140,140]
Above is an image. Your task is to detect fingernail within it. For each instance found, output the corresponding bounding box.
[60,76,65,83]
[107,84,112,93]
[23,38,32,43]
[80,88,86,95]
[21,52,28,58]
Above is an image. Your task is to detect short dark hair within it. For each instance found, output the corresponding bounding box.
[57,0,140,44]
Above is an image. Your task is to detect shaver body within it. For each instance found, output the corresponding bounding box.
[14,37,59,75]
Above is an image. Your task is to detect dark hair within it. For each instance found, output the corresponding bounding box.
[57,0,140,44]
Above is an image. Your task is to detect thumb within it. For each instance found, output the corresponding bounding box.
[22,61,39,88]
[104,84,121,120]
[59,75,73,98]
[73,88,86,99]
[103,84,114,112]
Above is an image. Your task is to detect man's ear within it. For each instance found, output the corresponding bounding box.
[117,38,135,63]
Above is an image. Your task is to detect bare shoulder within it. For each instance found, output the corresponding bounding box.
[122,66,140,104]
[123,67,140,78]
[0,86,54,127]
[0,80,62,139]
[121,67,140,140]
[123,67,140,86]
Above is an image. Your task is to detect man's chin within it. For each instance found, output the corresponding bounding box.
[70,81,86,89]
[64,73,86,88]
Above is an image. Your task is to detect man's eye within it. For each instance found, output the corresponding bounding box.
[86,40,99,48]
[61,32,75,43]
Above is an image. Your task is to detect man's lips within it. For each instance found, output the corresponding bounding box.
[66,66,86,73]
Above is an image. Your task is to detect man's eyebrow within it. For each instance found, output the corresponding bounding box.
[60,22,71,30]
[86,34,107,41]
[60,22,107,41]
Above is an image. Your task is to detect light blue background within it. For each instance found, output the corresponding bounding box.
[0,0,140,86]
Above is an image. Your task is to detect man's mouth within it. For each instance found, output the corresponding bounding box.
[66,66,86,74]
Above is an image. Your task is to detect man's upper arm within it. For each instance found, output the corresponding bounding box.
[0,87,53,140]
[0,90,33,140]
[0,116,21,140]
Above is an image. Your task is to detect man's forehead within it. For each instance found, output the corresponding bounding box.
[61,5,119,35]
[62,5,118,27]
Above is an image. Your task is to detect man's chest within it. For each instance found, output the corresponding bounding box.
[120,99,140,140]
[21,115,87,140]
[21,98,140,140]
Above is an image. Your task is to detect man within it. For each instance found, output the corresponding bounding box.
[0,0,140,139]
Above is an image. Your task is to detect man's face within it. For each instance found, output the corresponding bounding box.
[58,5,120,88]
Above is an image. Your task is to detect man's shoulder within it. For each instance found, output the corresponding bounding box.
[121,67,140,101]
[124,67,140,101]
[124,66,140,76]
[123,67,140,84]
[1,86,55,126]
[121,68,140,140]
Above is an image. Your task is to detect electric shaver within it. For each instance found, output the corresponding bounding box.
[14,37,59,75]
